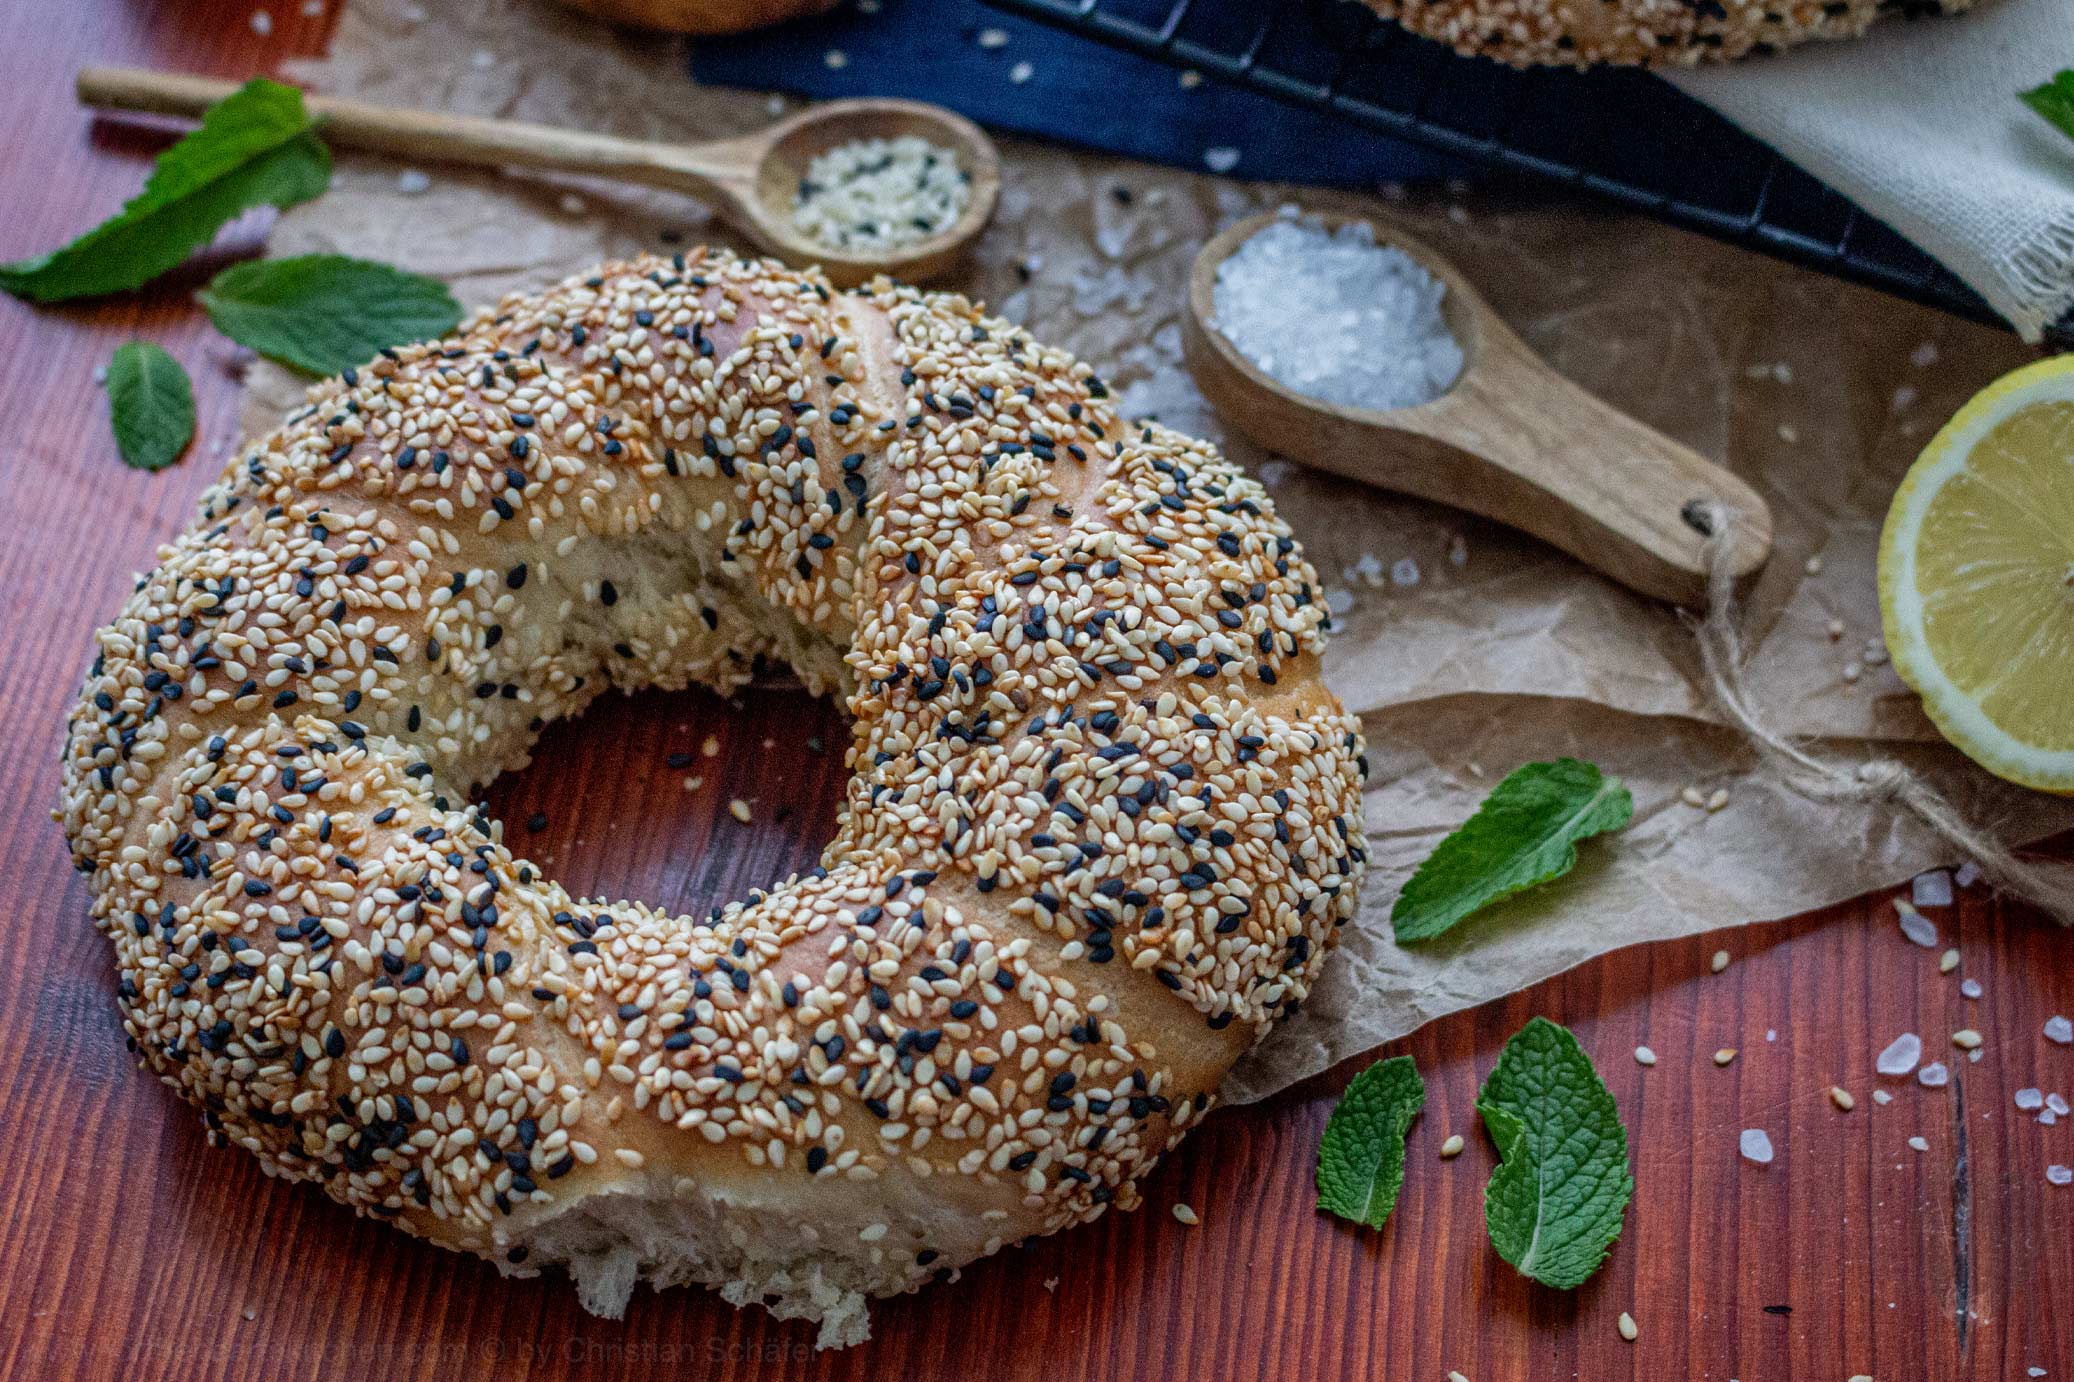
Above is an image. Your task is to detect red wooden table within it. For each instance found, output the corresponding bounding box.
[2,4,2070,1380]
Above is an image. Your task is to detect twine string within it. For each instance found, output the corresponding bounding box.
[1690,502,2074,926]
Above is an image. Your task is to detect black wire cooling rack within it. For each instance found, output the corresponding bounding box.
[984,0,2073,346]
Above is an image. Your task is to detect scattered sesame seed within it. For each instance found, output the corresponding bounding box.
[1908,1136,1930,1152]
[1830,1086,1855,1111]
[1203,147,1241,174]
[1179,69,1205,89]
[1617,1311,1638,1341]
[1008,60,1034,84]
[1171,1203,1199,1225]
[1804,555,1823,576]
[1939,948,1960,974]
[1440,1133,1465,1158]
[249,9,272,34]
[1714,1048,1738,1066]
[1951,1029,1983,1050]
[1704,788,1729,812]
[727,798,752,823]
[824,48,849,69]
[1710,949,1730,973]
[977,26,1010,47]
[1634,1045,1657,1067]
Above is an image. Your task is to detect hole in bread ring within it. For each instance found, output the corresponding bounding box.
[59,252,1367,1344]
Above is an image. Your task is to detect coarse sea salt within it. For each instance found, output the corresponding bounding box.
[1739,1129,1774,1164]
[2050,1165,2074,1187]
[1211,209,1463,412]
[2053,1094,2071,1117]
[1912,869,1953,907]
[1895,900,1938,948]
[1917,1062,1949,1088]
[2018,1088,2045,1111]
[2047,1016,2073,1044]
[1877,1032,1922,1076]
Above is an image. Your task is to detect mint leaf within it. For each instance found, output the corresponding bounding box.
[1316,1055,1425,1229]
[199,254,462,374]
[106,342,195,471]
[1391,758,1632,943]
[1477,1018,1632,1289]
[0,78,329,303]
[2022,71,2074,144]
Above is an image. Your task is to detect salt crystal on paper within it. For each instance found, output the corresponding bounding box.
[1873,1090,1894,1105]
[1324,588,1354,617]
[1954,861,1981,889]
[1008,60,1034,84]
[1390,558,1421,588]
[1912,870,1953,907]
[1961,979,1983,999]
[1895,900,1938,948]
[2052,1094,2070,1117]
[2047,1016,2073,1044]
[2050,1166,2074,1186]
[1876,1032,1922,1076]
[1917,1062,1949,1088]
[250,8,272,33]
[396,169,431,195]
[2046,1110,2061,1126]
[2018,1088,2045,1111]
[1203,146,1241,173]
[1909,1135,1930,1152]
[1210,210,1462,411]
[976,26,1010,47]
[1739,1129,1774,1164]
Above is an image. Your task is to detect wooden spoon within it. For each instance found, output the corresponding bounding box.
[75,66,1001,287]
[1184,210,1772,605]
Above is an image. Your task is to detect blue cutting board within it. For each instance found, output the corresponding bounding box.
[691,0,1464,185]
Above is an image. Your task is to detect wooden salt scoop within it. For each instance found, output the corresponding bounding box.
[1184,210,1772,605]
[76,66,1001,287]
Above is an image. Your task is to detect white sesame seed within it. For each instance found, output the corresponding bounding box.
[1617,1311,1638,1341]
[1634,1045,1657,1067]
[1440,1133,1465,1158]
[1171,1203,1199,1225]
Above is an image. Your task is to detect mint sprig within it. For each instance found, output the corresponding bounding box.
[1316,1055,1424,1230]
[2022,71,2074,145]
[1478,1017,1633,1290]
[200,254,462,375]
[0,78,329,303]
[1391,759,1632,944]
[106,342,195,472]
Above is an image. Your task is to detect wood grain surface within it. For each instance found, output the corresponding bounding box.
[2,4,2070,1380]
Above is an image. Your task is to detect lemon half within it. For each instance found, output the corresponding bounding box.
[1879,355,2074,792]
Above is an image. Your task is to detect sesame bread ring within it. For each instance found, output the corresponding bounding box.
[59,250,1367,1347]
[1359,0,1984,67]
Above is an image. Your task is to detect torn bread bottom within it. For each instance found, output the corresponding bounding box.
[492,1169,1009,1349]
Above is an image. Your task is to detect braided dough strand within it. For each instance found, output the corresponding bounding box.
[59,251,1367,1345]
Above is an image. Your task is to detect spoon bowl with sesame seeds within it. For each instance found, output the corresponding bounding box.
[76,67,1002,287]
[1183,209,1773,606]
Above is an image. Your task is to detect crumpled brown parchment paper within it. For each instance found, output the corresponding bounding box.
[243,0,2074,1103]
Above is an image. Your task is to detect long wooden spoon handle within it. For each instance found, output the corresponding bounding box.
[75,66,753,200]
[1432,341,1773,604]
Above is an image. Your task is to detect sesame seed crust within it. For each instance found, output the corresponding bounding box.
[1360,0,1983,67]
[58,249,1367,1339]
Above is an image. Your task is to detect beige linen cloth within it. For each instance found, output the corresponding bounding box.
[1670,0,2074,342]
[242,0,2074,1103]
